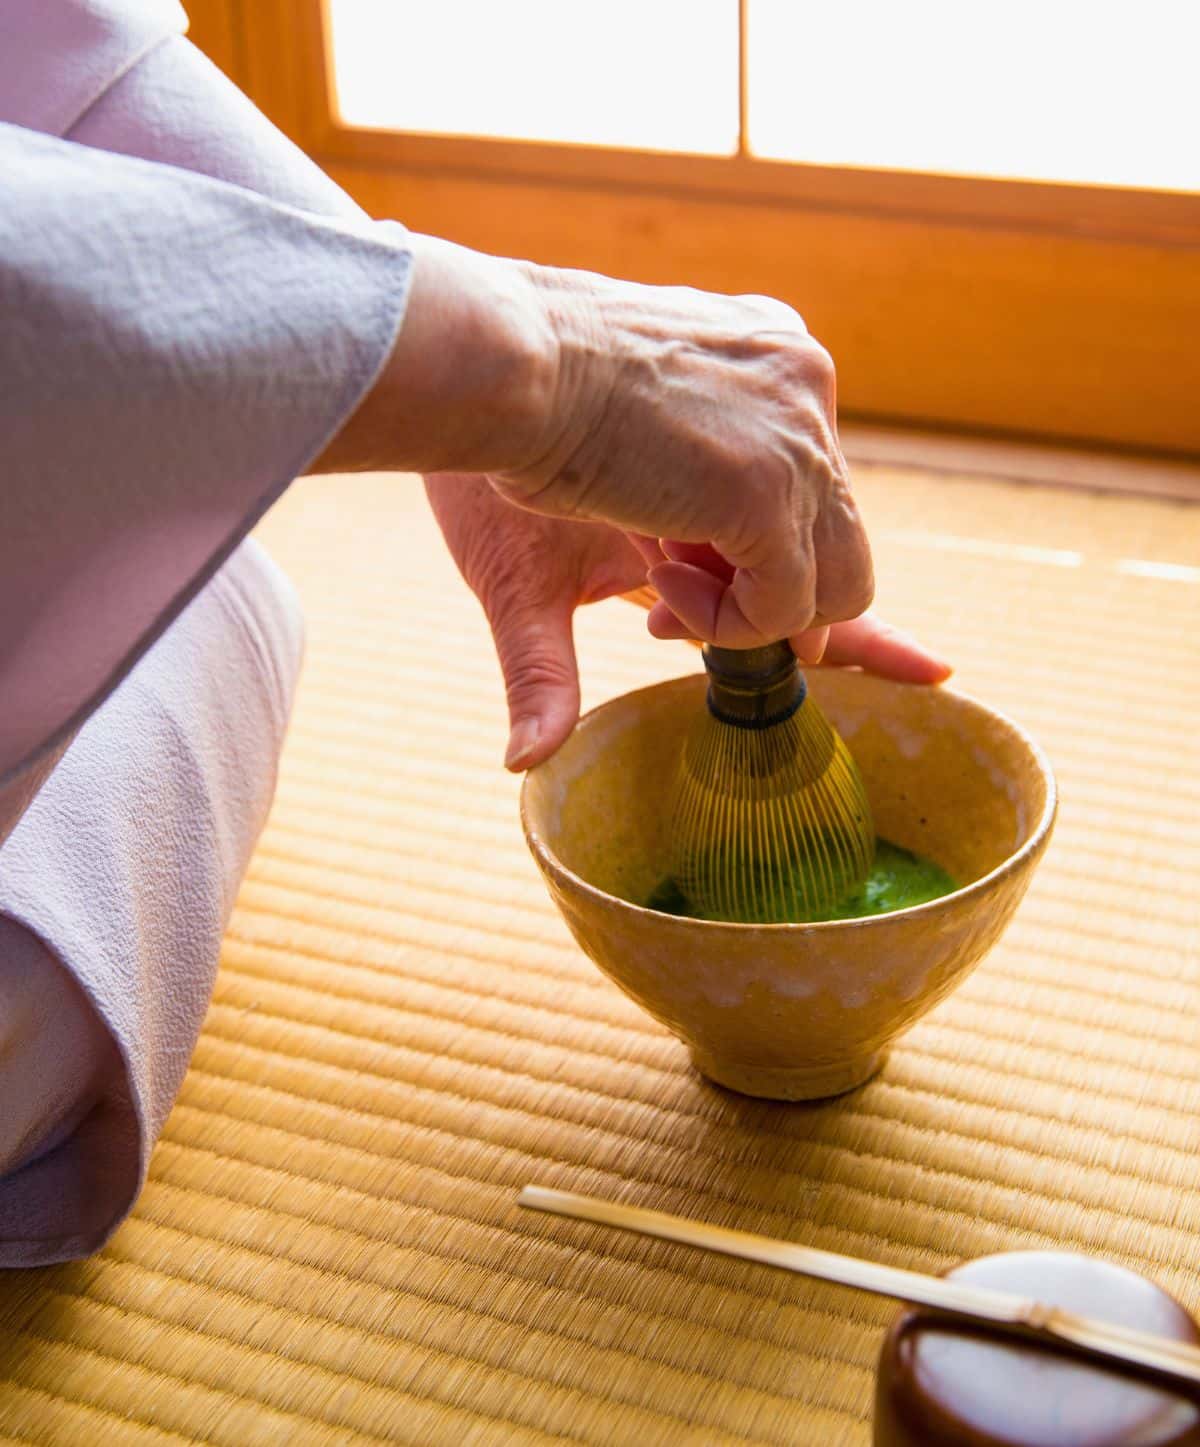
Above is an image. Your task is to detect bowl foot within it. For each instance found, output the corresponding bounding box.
[689,1047,888,1101]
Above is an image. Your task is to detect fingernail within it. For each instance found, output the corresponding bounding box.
[505,718,541,771]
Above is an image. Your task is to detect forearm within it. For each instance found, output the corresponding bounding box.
[29,5,872,655]
[311,235,560,476]
[0,126,409,820]
[66,35,562,482]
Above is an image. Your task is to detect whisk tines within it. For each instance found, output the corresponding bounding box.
[668,642,874,923]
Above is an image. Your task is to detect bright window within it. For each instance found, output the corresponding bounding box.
[327,0,740,155]
[747,0,1200,190]
[329,0,1200,192]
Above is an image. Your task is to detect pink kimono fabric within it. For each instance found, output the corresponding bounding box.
[0,0,413,1263]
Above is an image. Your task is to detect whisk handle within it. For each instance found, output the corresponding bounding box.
[702,641,806,729]
[618,593,806,729]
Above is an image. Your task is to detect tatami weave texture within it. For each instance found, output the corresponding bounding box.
[1,465,1198,1445]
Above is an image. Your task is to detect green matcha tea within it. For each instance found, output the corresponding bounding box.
[645,839,955,922]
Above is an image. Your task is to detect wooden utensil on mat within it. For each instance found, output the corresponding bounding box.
[518,1185,1200,1392]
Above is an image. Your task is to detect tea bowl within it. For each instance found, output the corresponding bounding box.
[520,669,1056,1101]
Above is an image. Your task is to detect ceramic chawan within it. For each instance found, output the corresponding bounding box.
[520,670,1056,1101]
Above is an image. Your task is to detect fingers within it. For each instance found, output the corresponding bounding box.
[817,615,952,683]
[672,439,870,648]
[648,532,824,647]
[727,543,819,644]
[643,599,950,688]
[646,598,698,640]
[427,475,650,769]
[648,541,839,660]
[640,542,740,641]
[719,491,872,646]
[648,554,819,650]
[646,561,728,640]
[485,596,582,771]
[659,540,736,583]
[792,625,830,666]
[625,532,664,569]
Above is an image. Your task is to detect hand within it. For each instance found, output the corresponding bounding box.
[425,473,645,769]
[498,267,872,650]
[626,536,950,678]
[317,236,871,648]
[426,476,950,771]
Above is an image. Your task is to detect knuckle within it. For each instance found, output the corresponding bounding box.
[475,529,554,615]
[847,567,876,617]
[802,339,836,387]
[814,519,874,620]
[769,347,837,424]
[479,558,533,617]
[739,292,805,329]
[784,432,823,481]
[501,641,574,704]
[721,495,785,570]
[835,555,876,619]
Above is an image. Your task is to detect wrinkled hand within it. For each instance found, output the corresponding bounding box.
[494,266,873,649]
[426,474,645,769]
[319,236,874,649]
[427,475,951,771]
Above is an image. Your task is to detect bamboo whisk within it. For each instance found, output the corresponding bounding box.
[667,641,874,923]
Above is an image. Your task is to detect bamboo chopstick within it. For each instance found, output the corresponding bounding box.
[517,1185,1200,1391]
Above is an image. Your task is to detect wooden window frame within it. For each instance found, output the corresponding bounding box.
[201,0,1200,458]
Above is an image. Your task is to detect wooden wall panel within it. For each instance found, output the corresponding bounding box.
[181,0,244,88]
[184,0,1200,460]
[330,164,1200,458]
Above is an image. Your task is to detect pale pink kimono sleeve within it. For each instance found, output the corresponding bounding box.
[0,2,414,1263]
[0,126,411,837]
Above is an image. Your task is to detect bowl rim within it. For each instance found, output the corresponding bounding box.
[519,671,1058,933]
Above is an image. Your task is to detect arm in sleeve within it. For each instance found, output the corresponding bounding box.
[0,124,411,844]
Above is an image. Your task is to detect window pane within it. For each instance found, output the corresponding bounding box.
[748,0,1200,191]
[328,0,740,155]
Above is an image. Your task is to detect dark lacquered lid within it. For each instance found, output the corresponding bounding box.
[874,1251,1200,1447]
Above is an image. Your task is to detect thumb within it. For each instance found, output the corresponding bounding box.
[485,596,581,772]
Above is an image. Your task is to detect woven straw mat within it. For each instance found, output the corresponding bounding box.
[1,465,1198,1445]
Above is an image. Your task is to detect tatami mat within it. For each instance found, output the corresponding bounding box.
[1,465,1198,1444]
